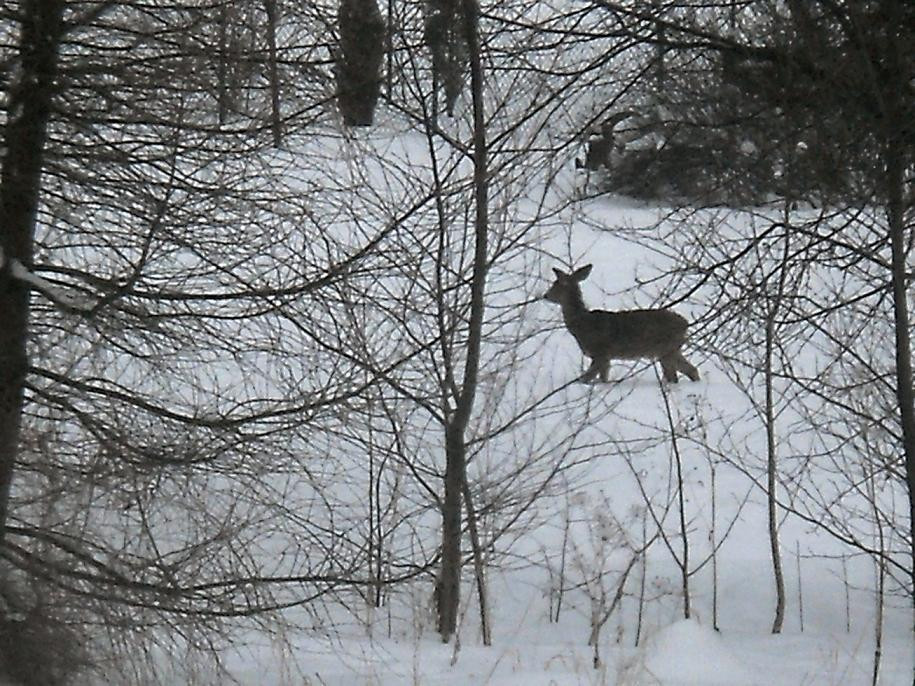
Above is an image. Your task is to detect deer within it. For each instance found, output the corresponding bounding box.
[543,265,700,384]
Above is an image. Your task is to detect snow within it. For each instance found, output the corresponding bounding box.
[191,126,914,685]
[215,613,913,685]
[29,110,908,685]
[624,619,758,685]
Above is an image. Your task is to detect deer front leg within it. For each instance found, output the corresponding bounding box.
[580,359,600,383]
[596,358,610,383]
[580,357,610,383]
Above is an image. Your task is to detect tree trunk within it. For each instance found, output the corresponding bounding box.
[337,0,386,126]
[765,315,786,633]
[0,0,66,538]
[216,5,236,124]
[879,7,915,681]
[651,0,666,92]
[766,225,790,634]
[436,0,488,643]
[660,382,690,620]
[437,426,465,639]
[263,0,283,146]
[462,478,490,645]
[887,132,915,686]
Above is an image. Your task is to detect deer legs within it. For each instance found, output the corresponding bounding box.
[581,352,699,384]
[660,352,700,383]
[580,357,610,383]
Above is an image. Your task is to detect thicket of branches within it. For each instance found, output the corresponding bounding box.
[0,0,912,683]
[581,0,914,658]
[582,2,908,209]
[0,0,634,681]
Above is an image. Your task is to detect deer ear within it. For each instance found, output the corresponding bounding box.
[552,268,567,279]
[572,264,593,281]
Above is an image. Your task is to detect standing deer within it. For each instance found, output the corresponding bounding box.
[544,265,700,384]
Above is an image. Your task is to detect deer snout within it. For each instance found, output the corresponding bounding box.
[542,287,560,303]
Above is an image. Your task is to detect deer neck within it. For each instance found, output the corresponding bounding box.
[560,289,589,330]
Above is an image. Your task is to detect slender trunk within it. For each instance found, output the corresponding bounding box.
[367,417,383,609]
[877,10,915,681]
[867,451,885,686]
[796,541,804,632]
[842,554,851,632]
[711,461,719,631]
[263,0,282,146]
[765,225,789,634]
[872,552,884,686]
[554,503,571,623]
[0,0,66,538]
[675,443,689,620]
[635,510,647,645]
[437,0,488,642]
[385,0,395,97]
[651,0,666,92]
[462,479,490,645]
[887,138,915,686]
[217,5,232,123]
[765,336,786,633]
[660,382,690,619]
[367,424,375,611]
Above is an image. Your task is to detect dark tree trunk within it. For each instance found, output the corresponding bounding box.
[887,141,915,686]
[0,0,66,538]
[424,0,466,117]
[436,425,465,639]
[264,0,283,146]
[878,6,915,681]
[337,0,385,126]
[436,0,488,643]
[462,478,491,645]
[216,5,236,124]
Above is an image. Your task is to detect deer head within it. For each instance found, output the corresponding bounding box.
[543,264,592,306]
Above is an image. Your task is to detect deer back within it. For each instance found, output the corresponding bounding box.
[568,308,688,360]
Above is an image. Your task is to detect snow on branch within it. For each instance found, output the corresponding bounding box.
[0,246,95,313]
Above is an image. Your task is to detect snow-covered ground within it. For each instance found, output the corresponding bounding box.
[155,126,914,684]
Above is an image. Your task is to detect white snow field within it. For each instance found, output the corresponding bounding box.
[181,124,913,685]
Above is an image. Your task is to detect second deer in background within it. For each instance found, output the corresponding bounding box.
[544,265,700,384]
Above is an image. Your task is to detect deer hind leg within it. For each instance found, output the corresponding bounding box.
[674,351,700,382]
[659,356,680,383]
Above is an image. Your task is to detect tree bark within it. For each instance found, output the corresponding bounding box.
[0,0,66,539]
[437,425,465,639]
